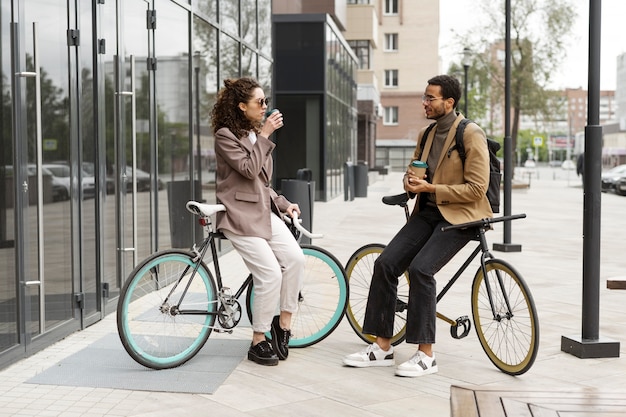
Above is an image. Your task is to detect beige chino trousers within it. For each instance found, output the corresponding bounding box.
[222,213,305,333]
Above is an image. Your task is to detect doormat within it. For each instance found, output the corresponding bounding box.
[26,333,249,394]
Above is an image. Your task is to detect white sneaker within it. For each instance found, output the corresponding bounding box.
[343,343,395,368]
[395,350,438,377]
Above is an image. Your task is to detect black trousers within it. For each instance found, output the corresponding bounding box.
[362,206,475,344]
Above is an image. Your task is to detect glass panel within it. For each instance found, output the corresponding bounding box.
[25,0,73,332]
[220,33,240,81]
[197,0,218,24]
[0,1,18,352]
[258,57,272,95]
[241,45,257,78]
[258,0,271,57]
[220,0,239,37]
[241,0,256,47]
[155,0,193,249]
[193,16,218,202]
[122,0,152,265]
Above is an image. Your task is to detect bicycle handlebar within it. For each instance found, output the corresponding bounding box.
[283,214,324,240]
[441,213,526,232]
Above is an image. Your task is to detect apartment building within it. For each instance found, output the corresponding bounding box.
[345,0,439,170]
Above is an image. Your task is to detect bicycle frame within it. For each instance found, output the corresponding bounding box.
[438,218,520,327]
[161,218,252,321]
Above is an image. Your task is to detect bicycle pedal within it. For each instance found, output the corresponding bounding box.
[213,328,233,334]
[450,315,471,339]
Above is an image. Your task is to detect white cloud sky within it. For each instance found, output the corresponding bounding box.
[439,0,625,91]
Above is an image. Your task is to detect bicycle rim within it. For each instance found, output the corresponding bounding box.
[246,245,348,348]
[117,250,217,369]
[471,259,539,375]
[344,244,408,346]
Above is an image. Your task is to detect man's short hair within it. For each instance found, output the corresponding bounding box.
[427,75,462,109]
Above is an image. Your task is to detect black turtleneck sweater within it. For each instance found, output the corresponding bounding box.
[425,111,457,206]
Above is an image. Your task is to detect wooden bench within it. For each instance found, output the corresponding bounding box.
[607,278,626,290]
[450,385,626,416]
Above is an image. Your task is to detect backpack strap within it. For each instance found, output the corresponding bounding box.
[451,118,472,165]
[418,122,436,159]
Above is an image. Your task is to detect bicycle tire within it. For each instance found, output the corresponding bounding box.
[471,259,539,375]
[344,243,409,346]
[246,245,348,348]
[117,250,217,369]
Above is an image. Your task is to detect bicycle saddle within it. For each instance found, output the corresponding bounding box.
[186,201,226,217]
[382,193,410,207]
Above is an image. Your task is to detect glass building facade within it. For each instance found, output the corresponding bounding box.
[0,0,273,369]
[272,14,358,202]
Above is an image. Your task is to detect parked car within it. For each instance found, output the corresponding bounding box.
[615,177,626,196]
[106,165,164,194]
[601,164,626,194]
[43,164,96,200]
[561,160,575,170]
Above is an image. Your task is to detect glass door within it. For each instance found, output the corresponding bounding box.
[99,0,155,301]
[11,0,75,349]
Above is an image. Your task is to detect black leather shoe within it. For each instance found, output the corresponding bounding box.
[270,315,290,360]
[248,340,279,366]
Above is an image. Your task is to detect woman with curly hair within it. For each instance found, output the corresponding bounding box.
[211,77,304,366]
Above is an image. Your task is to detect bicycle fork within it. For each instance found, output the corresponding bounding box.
[479,253,515,322]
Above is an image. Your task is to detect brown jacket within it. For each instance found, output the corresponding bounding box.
[410,113,493,224]
[214,127,291,240]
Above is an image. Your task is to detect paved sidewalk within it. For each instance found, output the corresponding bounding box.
[1,167,626,416]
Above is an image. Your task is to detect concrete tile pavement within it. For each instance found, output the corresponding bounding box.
[1,166,626,416]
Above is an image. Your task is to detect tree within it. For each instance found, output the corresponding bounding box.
[447,0,576,163]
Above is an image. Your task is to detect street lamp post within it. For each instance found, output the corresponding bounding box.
[462,47,472,117]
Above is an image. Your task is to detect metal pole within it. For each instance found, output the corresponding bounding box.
[463,64,469,117]
[561,0,619,359]
[462,47,472,117]
[493,0,521,252]
[582,0,602,341]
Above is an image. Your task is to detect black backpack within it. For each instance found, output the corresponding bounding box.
[419,118,501,213]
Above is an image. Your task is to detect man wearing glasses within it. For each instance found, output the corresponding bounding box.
[343,74,492,377]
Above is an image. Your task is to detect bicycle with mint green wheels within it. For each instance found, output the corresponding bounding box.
[117,201,348,370]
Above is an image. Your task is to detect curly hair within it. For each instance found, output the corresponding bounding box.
[427,74,462,109]
[211,77,262,138]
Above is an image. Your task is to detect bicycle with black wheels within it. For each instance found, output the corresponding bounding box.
[344,193,539,376]
[117,201,348,370]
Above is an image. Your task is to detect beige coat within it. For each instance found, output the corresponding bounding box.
[214,127,291,240]
[410,113,493,224]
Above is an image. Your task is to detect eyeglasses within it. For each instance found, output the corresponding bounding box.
[252,97,270,106]
[421,95,444,104]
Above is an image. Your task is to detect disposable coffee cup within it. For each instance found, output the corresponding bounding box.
[265,108,279,118]
[409,160,428,178]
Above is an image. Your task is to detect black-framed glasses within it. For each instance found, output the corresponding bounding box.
[252,97,270,106]
[421,95,444,104]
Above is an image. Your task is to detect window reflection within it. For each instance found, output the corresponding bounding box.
[220,0,239,37]
[242,45,257,78]
[258,0,272,57]
[220,33,241,81]
[1,0,273,362]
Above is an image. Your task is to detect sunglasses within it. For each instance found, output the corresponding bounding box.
[252,97,270,106]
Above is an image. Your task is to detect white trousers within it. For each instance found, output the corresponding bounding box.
[222,213,305,333]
